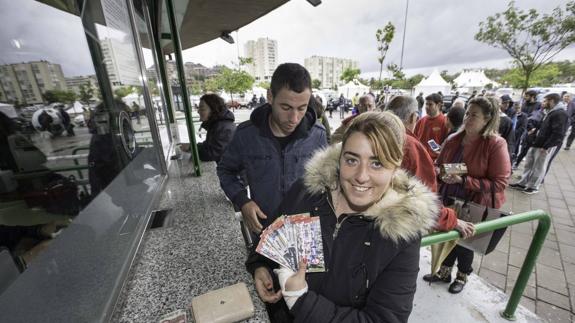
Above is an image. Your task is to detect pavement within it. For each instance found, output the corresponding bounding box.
[474,147,575,322]
[178,108,575,321]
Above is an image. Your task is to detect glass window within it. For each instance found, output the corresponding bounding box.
[0,0,166,320]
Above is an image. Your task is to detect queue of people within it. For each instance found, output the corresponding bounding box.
[179,63,575,322]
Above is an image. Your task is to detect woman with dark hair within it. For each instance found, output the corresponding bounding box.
[423,97,510,293]
[194,93,236,162]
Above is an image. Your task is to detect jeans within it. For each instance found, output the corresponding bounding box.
[516,146,557,190]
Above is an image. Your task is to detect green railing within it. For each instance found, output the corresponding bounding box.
[421,210,551,321]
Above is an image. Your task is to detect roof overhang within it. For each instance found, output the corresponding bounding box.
[36,0,290,52]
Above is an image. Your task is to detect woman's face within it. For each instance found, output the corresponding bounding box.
[463,104,489,135]
[339,132,396,213]
[198,100,211,122]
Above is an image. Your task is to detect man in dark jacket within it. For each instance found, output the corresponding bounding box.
[510,93,569,194]
[521,90,541,116]
[563,93,575,150]
[217,63,327,233]
[512,103,528,163]
[217,63,327,321]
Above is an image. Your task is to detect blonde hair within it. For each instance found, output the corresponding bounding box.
[341,111,405,169]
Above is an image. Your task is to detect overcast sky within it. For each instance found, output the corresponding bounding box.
[1,0,574,78]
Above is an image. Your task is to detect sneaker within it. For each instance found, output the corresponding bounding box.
[512,164,519,170]
[523,188,539,194]
[509,183,526,190]
[448,272,468,294]
[565,147,571,151]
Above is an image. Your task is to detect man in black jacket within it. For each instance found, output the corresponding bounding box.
[564,93,575,150]
[510,93,569,194]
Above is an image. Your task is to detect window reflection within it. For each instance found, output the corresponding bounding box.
[0,0,163,290]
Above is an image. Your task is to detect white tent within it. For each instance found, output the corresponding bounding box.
[66,101,86,116]
[0,102,18,118]
[453,70,499,93]
[338,79,370,98]
[413,70,451,96]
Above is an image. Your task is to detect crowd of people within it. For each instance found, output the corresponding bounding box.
[183,62,574,322]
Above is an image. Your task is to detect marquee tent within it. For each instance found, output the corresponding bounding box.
[413,70,451,97]
[338,80,370,98]
[453,70,499,93]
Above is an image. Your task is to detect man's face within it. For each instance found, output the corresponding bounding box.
[564,94,572,104]
[358,96,375,113]
[542,98,550,110]
[269,87,311,137]
[425,100,440,117]
[523,94,534,103]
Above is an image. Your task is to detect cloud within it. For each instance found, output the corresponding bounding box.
[1,0,573,79]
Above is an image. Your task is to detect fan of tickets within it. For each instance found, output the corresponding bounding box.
[256,213,325,272]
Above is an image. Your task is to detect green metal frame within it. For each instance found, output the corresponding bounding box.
[165,0,201,176]
[421,210,551,321]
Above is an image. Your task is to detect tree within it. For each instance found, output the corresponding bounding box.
[376,22,395,83]
[43,90,76,104]
[501,63,561,88]
[386,63,405,80]
[475,1,575,92]
[340,67,361,83]
[204,77,220,93]
[78,84,94,105]
[257,81,270,90]
[215,67,254,102]
[312,79,322,89]
[114,86,134,99]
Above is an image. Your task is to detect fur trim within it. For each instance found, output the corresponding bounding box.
[304,144,439,243]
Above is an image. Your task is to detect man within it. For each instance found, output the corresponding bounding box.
[510,93,568,194]
[563,93,575,150]
[501,95,516,119]
[218,63,327,233]
[385,96,469,236]
[521,90,541,116]
[217,63,327,319]
[338,93,346,119]
[331,94,375,143]
[414,93,449,160]
[351,92,359,109]
[416,92,424,116]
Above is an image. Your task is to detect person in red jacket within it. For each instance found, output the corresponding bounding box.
[414,93,450,160]
[424,97,510,294]
[385,96,474,233]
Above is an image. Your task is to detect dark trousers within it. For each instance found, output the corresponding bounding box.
[442,245,474,274]
[566,126,575,148]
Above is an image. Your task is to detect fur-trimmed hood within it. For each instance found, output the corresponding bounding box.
[304,144,439,243]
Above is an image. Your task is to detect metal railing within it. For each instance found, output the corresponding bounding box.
[421,210,551,321]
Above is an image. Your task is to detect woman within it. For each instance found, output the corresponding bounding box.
[247,112,439,322]
[424,97,510,293]
[192,93,236,162]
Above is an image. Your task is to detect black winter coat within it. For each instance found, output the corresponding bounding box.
[198,109,236,162]
[247,145,438,323]
[533,104,569,149]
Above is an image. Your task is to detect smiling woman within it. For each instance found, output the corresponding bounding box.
[246,111,439,322]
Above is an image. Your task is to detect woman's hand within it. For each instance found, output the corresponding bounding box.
[285,260,308,291]
[441,174,463,185]
[455,219,475,239]
[254,267,282,303]
[274,260,308,309]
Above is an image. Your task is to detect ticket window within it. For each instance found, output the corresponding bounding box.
[0,0,167,303]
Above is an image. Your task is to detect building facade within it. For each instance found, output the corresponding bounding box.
[0,60,67,105]
[304,55,359,89]
[243,38,278,82]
